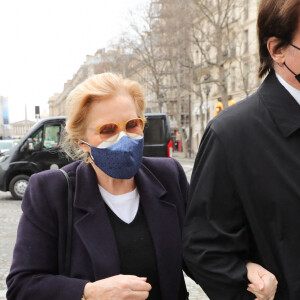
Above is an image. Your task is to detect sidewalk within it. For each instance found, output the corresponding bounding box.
[172,150,195,165]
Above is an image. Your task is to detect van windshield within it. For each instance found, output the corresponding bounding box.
[0,141,14,150]
[144,117,167,145]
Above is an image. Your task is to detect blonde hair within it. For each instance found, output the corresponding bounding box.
[61,73,146,161]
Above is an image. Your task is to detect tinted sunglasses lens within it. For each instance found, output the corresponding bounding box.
[99,123,118,141]
[126,119,144,137]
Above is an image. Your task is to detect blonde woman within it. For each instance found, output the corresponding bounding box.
[7,73,190,300]
[7,73,276,300]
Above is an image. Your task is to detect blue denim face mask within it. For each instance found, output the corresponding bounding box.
[80,133,144,179]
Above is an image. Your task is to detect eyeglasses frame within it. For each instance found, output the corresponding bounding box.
[88,117,146,142]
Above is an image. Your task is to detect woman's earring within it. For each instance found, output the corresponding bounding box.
[84,153,93,164]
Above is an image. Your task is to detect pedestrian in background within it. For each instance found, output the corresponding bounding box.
[214,97,224,116]
[6,73,190,300]
[228,94,236,106]
[183,0,300,299]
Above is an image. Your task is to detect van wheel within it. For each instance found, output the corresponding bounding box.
[9,175,30,200]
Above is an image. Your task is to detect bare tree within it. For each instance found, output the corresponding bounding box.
[155,0,195,157]
[92,44,132,77]
[124,2,170,113]
[125,0,198,157]
[191,0,243,108]
[233,29,260,97]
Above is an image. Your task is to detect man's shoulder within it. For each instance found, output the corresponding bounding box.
[210,91,261,135]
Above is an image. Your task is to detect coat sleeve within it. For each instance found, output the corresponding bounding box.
[6,173,89,300]
[182,126,254,300]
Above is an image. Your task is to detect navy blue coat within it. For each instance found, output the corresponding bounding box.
[7,157,189,300]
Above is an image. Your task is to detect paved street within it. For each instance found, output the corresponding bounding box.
[0,193,21,300]
[0,153,209,300]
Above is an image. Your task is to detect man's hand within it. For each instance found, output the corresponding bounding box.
[246,262,278,300]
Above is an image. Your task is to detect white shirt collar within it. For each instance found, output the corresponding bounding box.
[98,185,139,224]
[275,72,300,106]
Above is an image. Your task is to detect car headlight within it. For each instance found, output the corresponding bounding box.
[0,155,9,163]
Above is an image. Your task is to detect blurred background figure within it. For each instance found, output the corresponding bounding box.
[214,97,224,116]
[228,95,236,106]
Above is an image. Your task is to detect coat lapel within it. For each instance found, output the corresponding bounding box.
[135,162,183,300]
[73,163,120,280]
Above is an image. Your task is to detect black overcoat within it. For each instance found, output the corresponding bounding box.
[183,71,300,300]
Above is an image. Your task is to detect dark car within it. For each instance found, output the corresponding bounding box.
[144,113,173,158]
[0,114,173,200]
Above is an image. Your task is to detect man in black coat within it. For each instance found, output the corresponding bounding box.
[183,1,300,299]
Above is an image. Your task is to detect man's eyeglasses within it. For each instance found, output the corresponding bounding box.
[89,118,146,142]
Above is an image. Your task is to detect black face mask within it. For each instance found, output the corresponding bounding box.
[284,43,300,83]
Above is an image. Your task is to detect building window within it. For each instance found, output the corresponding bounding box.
[232,3,236,21]
[195,50,199,64]
[231,32,236,57]
[244,62,249,90]
[244,29,249,53]
[231,67,236,91]
[244,0,249,20]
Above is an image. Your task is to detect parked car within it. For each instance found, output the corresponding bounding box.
[143,113,173,157]
[0,113,173,200]
[0,140,17,153]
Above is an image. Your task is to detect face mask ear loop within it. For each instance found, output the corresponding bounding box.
[284,62,300,83]
[284,62,297,76]
[88,152,94,162]
[79,139,94,161]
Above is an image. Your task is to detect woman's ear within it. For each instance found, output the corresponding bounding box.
[267,37,286,66]
[77,140,90,153]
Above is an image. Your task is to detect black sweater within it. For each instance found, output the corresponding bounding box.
[106,203,161,300]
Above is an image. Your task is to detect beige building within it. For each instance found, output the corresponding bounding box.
[126,0,261,157]
[190,0,261,155]
[0,96,10,138]
[48,48,130,117]
[10,120,36,137]
[48,0,261,157]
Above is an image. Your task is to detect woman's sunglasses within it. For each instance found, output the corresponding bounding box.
[91,118,146,142]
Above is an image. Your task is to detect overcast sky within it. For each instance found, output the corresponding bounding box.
[0,0,148,122]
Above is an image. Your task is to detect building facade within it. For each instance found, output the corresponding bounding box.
[10,120,36,138]
[48,48,130,117]
[190,0,261,154]
[49,0,261,157]
[0,96,10,139]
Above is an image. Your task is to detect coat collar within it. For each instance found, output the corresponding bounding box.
[258,71,300,137]
[72,161,183,299]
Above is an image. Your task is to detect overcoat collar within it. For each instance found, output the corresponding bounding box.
[259,71,300,137]
[72,161,182,300]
